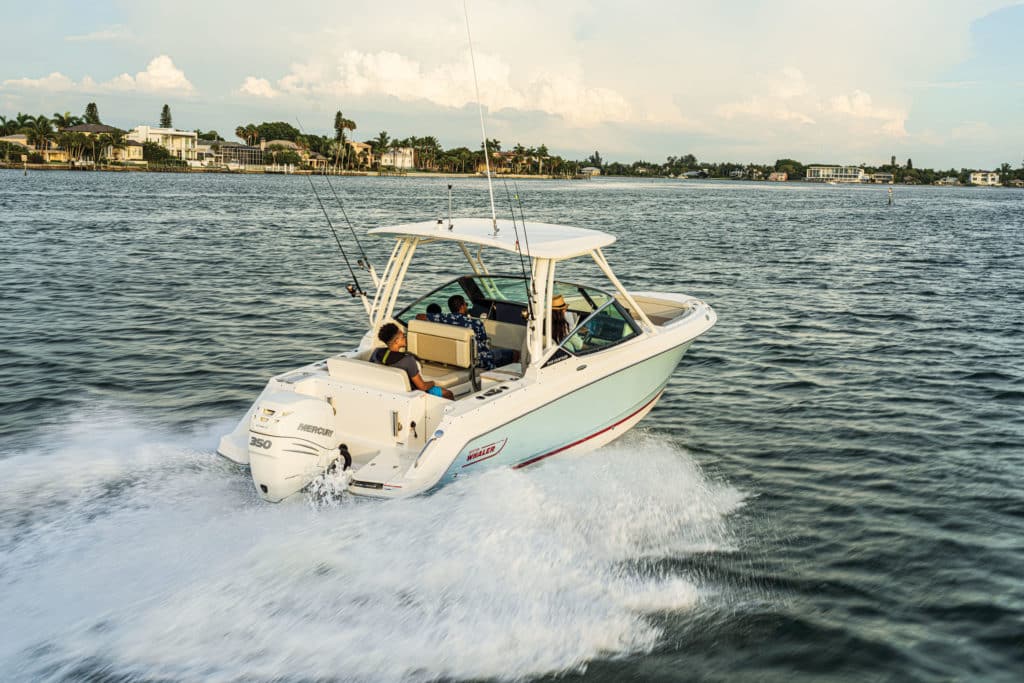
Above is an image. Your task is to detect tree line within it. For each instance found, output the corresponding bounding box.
[3,102,1023,184]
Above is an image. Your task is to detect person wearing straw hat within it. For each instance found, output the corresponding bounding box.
[551,294,585,352]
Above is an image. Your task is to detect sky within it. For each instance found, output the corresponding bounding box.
[1,0,1022,169]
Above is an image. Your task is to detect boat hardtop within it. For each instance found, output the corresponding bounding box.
[369,218,616,259]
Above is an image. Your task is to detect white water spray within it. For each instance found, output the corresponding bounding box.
[0,415,744,682]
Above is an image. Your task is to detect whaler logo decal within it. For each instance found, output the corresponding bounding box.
[465,438,508,466]
[297,423,334,437]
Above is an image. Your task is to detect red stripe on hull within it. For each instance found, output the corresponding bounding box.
[512,390,664,470]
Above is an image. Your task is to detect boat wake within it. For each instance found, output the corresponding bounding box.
[0,413,745,682]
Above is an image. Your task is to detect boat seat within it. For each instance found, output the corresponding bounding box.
[407,319,475,367]
[407,319,477,391]
[419,362,468,389]
[326,357,411,393]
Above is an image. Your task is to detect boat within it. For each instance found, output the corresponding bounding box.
[217,215,716,501]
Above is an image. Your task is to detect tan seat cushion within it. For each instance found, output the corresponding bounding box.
[326,357,411,392]
[407,319,475,368]
[419,363,471,389]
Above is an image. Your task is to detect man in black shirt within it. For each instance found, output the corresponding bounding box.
[370,323,454,400]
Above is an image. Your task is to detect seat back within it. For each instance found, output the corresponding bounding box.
[407,319,475,368]
[326,356,411,392]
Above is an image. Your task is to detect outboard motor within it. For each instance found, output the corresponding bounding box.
[248,392,341,502]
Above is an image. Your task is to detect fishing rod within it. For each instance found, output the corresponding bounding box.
[322,174,379,288]
[500,178,535,322]
[295,117,375,298]
[306,173,365,300]
[513,181,534,268]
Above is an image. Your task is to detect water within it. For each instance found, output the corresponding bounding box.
[1,170,1022,681]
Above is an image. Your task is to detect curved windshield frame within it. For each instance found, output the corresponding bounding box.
[546,298,641,365]
[393,275,627,325]
[393,275,530,323]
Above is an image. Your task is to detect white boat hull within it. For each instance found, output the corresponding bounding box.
[219,295,713,501]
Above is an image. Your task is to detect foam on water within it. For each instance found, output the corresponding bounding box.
[0,415,744,682]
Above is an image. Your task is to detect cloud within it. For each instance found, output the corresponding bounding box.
[717,96,815,125]
[1,72,76,90]
[716,68,816,124]
[827,89,907,136]
[769,67,810,100]
[64,24,134,42]
[129,55,194,92]
[262,49,633,126]
[1,56,194,94]
[950,120,997,141]
[239,76,279,98]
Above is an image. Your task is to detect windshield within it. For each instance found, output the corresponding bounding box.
[393,275,624,326]
[546,298,641,365]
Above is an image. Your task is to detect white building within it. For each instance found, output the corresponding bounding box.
[805,165,869,183]
[379,147,415,169]
[969,171,1000,186]
[126,125,198,161]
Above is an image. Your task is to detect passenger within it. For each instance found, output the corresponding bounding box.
[552,294,585,352]
[370,323,454,399]
[415,302,443,321]
[430,294,517,370]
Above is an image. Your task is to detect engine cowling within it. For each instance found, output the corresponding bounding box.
[247,392,340,502]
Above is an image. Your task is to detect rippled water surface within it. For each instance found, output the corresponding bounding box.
[1,170,1022,682]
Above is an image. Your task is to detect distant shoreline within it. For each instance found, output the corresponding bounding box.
[0,162,567,180]
[2,163,1022,188]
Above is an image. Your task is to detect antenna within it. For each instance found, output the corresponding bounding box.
[447,183,454,229]
[464,0,498,235]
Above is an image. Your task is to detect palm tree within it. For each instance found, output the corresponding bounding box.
[332,110,357,169]
[58,131,89,165]
[0,115,14,136]
[95,133,114,163]
[235,124,259,146]
[109,130,127,164]
[23,116,56,155]
[51,111,81,131]
[16,112,34,128]
[536,144,549,175]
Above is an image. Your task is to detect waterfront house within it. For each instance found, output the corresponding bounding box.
[969,171,1000,186]
[805,165,868,183]
[0,133,28,149]
[217,141,263,168]
[935,176,961,186]
[346,140,374,168]
[127,125,198,162]
[0,133,69,163]
[871,172,894,184]
[380,147,415,170]
[64,123,122,136]
[112,140,144,163]
[768,171,788,182]
[580,166,601,177]
[306,151,328,172]
[195,138,221,165]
